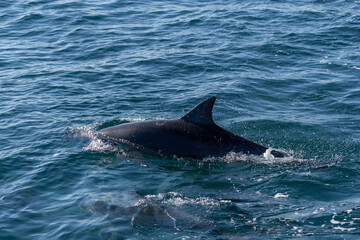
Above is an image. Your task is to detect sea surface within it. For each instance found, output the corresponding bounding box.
[1,0,360,239]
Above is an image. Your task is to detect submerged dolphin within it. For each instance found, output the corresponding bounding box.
[99,97,286,159]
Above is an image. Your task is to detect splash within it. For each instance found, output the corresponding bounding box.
[263,148,275,160]
[68,121,126,154]
[203,150,303,165]
[67,122,100,139]
[83,138,122,154]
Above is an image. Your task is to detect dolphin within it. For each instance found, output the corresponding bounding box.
[99,97,286,159]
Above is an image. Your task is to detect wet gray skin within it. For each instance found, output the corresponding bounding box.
[99,97,287,159]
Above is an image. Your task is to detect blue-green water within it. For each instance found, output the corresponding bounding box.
[1,0,360,239]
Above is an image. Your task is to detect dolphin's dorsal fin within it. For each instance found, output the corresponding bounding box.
[180,97,216,125]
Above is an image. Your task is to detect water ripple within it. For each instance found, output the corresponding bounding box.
[1,0,360,239]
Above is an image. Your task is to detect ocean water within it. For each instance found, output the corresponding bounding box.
[1,0,360,239]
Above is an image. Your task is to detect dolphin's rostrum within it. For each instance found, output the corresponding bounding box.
[99,97,286,159]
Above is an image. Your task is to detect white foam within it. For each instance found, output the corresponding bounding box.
[144,193,164,199]
[263,148,275,160]
[145,192,228,207]
[68,122,100,139]
[83,138,121,154]
[69,122,128,155]
[204,150,301,165]
[331,218,341,224]
[117,117,165,122]
[333,226,356,232]
[274,193,289,198]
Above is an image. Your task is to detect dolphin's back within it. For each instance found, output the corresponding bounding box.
[99,119,267,158]
[98,97,286,158]
[99,119,220,158]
